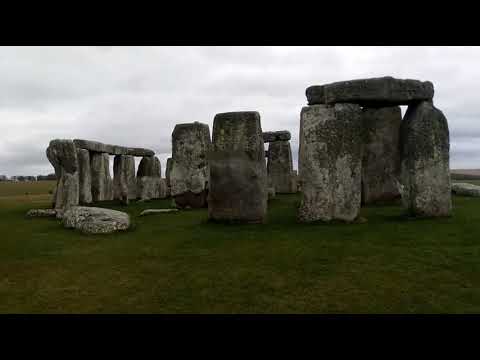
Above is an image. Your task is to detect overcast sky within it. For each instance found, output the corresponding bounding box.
[0,46,478,177]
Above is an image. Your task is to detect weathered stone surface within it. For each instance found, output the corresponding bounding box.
[26,209,57,218]
[451,182,480,197]
[165,157,172,187]
[306,76,434,107]
[399,101,451,217]
[139,208,179,216]
[298,104,363,222]
[77,148,92,204]
[136,156,162,200]
[46,139,79,211]
[170,122,211,208]
[267,140,296,194]
[208,111,268,223]
[267,187,276,200]
[361,106,402,204]
[137,156,160,178]
[90,152,113,202]
[262,130,291,143]
[62,206,130,234]
[73,139,154,157]
[158,178,168,199]
[113,155,135,205]
[291,170,299,193]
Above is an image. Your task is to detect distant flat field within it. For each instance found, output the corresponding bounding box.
[451,169,480,176]
[0,180,56,197]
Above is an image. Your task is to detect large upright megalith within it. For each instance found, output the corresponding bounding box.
[46,139,79,212]
[208,111,268,223]
[90,152,113,202]
[76,148,92,204]
[362,106,402,204]
[298,104,363,222]
[399,100,451,217]
[169,122,211,208]
[267,140,296,194]
[113,155,136,204]
[136,155,163,201]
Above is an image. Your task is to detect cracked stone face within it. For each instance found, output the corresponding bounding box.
[361,106,402,204]
[208,111,267,223]
[170,122,211,208]
[90,152,113,202]
[77,148,92,205]
[113,155,136,205]
[46,139,79,210]
[298,104,363,222]
[399,100,451,217]
[267,140,296,194]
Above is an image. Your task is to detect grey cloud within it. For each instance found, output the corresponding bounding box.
[1,46,480,177]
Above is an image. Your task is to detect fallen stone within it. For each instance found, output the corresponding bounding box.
[262,131,291,143]
[361,106,402,204]
[399,101,451,217]
[46,139,79,211]
[26,209,57,218]
[267,140,296,194]
[208,111,268,223]
[298,104,363,222]
[77,148,92,204]
[306,76,434,107]
[62,206,130,234]
[139,208,179,216]
[90,152,114,202]
[170,122,211,208]
[452,183,480,197]
[73,139,154,157]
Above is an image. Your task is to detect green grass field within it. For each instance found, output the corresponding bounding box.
[1,180,480,313]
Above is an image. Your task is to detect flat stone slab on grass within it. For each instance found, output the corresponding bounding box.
[62,206,130,234]
[452,183,480,197]
[26,209,57,218]
[306,76,434,107]
[139,209,179,216]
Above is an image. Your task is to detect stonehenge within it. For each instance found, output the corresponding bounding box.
[306,76,434,107]
[113,155,136,205]
[361,106,402,204]
[91,152,114,202]
[45,75,451,230]
[301,76,451,220]
[47,139,168,212]
[399,100,451,217]
[298,104,363,222]
[208,111,268,223]
[46,139,79,213]
[169,122,211,209]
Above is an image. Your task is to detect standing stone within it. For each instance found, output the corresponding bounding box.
[91,152,114,202]
[170,122,211,208]
[113,155,135,205]
[77,148,92,204]
[361,106,402,204]
[267,140,296,194]
[298,104,363,222]
[166,157,172,187]
[136,156,162,201]
[46,139,79,213]
[399,101,451,217]
[208,111,268,223]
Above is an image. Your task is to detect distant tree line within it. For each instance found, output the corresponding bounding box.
[0,174,56,182]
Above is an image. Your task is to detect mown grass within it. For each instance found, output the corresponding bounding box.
[1,181,480,313]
